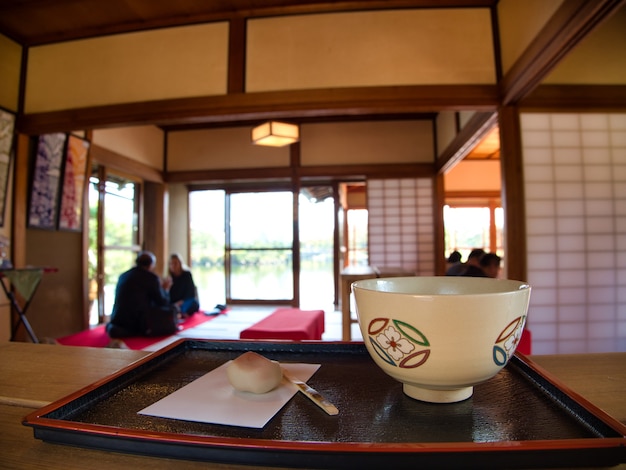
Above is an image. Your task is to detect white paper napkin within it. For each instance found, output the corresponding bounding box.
[139,362,320,428]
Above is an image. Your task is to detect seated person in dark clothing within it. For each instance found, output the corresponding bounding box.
[462,252,502,278]
[446,248,485,276]
[462,263,487,277]
[164,253,199,316]
[106,251,172,338]
[479,252,502,278]
[445,250,462,273]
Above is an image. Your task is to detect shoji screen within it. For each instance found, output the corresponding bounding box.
[367,178,436,275]
[521,113,626,354]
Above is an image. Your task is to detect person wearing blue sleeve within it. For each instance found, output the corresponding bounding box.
[164,253,200,317]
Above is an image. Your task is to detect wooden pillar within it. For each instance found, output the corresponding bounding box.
[489,199,498,254]
[227,17,246,94]
[8,134,30,341]
[498,106,527,282]
[12,134,29,268]
[143,181,168,276]
[433,172,446,275]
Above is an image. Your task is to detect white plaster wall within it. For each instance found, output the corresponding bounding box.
[247,8,495,91]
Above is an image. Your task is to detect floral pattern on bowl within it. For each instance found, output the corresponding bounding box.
[492,315,527,366]
[367,318,430,368]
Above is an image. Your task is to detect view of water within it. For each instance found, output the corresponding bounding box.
[193,262,335,310]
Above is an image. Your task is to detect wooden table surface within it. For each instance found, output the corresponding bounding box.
[1,342,624,469]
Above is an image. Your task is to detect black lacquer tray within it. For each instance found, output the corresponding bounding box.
[23,340,626,469]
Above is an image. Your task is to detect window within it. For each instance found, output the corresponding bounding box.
[190,185,342,308]
[299,186,335,307]
[88,168,141,325]
[189,190,226,310]
[190,189,296,305]
[346,209,368,266]
[443,202,503,264]
[228,191,294,301]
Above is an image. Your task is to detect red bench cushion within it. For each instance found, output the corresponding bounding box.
[518,329,532,355]
[240,308,325,341]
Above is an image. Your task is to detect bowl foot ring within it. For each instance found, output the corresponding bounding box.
[403,384,473,403]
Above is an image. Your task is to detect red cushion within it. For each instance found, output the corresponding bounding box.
[518,329,532,355]
[240,308,325,341]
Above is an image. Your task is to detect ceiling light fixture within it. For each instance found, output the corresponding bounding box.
[252,121,299,147]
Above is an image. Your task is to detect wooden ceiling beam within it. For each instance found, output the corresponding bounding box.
[17,85,499,135]
[500,0,626,106]
[520,85,626,111]
[0,0,498,46]
[166,162,435,185]
[436,112,499,175]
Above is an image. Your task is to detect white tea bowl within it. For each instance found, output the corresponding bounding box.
[353,276,531,403]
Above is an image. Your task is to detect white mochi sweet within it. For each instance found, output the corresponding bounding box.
[226,351,283,394]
